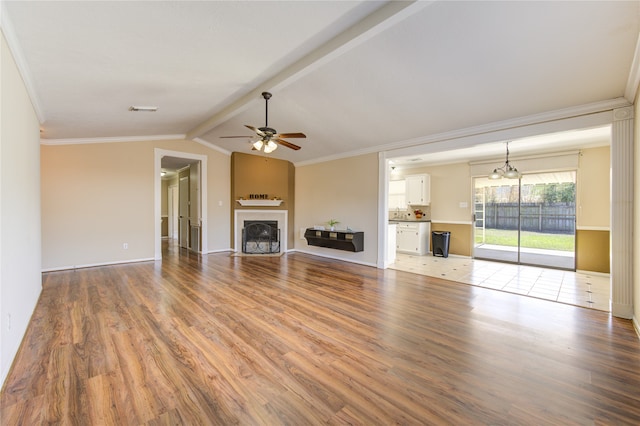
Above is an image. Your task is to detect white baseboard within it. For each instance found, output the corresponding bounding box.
[42,257,155,273]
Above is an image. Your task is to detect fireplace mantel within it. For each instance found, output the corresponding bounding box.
[236,199,283,207]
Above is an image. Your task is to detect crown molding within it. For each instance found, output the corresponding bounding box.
[624,32,640,103]
[1,2,46,123]
[41,134,185,145]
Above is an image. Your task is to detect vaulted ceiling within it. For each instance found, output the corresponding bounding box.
[3,1,639,165]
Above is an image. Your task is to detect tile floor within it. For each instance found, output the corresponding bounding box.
[390,253,610,311]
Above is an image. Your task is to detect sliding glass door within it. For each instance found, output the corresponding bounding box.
[474,171,576,270]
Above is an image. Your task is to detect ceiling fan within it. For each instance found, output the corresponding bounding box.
[221,92,306,153]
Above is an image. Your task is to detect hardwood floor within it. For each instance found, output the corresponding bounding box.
[2,243,640,424]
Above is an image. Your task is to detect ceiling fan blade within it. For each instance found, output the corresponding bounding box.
[245,125,266,137]
[275,132,306,139]
[274,138,301,150]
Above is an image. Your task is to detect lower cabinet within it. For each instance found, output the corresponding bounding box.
[396,222,430,255]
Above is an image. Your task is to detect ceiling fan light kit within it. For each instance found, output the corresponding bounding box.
[489,142,521,180]
[221,92,306,153]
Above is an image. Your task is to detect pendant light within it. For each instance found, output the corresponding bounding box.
[489,142,521,179]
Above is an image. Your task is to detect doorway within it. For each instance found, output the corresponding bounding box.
[154,149,208,260]
[474,171,576,270]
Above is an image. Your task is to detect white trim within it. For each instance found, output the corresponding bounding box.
[378,152,390,268]
[42,134,185,145]
[0,4,46,122]
[154,148,208,260]
[633,316,640,341]
[42,257,155,273]
[294,249,377,268]
[430,220,473,225]
[205,248,233,254]
[237,199,283,207]
[576,226,610,231]
[234,209,288,253]
[624,32,640,103]
[468,150,581,166]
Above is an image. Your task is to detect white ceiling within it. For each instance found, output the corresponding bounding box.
[3,1,639,166]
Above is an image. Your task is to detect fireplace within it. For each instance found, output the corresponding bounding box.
[234,210,288,253]
[242,220,280,254]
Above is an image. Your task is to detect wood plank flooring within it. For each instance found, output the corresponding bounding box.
[2,242,640,424]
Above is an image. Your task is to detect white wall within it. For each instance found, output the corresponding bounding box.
[0,33,42,385]
[634,93,640,333]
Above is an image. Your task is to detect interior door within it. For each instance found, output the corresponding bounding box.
[178,175,189,248]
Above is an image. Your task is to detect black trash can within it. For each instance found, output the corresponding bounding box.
[432,231,450,258]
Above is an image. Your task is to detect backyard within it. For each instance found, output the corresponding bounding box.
[475,228,575,251]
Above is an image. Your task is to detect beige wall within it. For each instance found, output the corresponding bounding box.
[1,34,43,385]
[295,153,378,265]
[577,146,610,227]
[401,162,472,223]
[41,139,230,270]
[396,163,473,257]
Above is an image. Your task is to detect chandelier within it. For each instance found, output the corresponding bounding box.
[489,142,521,179]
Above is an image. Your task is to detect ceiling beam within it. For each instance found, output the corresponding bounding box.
[186,0,430,140]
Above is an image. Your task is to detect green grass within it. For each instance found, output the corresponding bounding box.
[475,228,575,251]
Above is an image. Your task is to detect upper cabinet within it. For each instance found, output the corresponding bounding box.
[406,174,430,205]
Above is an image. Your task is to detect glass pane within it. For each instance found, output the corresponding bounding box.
[473,177,520,264]
[518,172,576,269]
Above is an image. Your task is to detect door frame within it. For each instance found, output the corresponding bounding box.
[154,148,208,259]
[168,184,178,239]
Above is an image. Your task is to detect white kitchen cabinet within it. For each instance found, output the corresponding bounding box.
[387,223,397,263]
[396,222,430,255]
[406,174,430,205]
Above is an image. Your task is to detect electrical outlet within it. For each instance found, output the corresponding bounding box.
[123,243,128,249]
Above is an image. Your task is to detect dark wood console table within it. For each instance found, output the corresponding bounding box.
[304,228,364,252]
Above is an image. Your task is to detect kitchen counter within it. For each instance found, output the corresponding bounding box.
[389,218,431,223]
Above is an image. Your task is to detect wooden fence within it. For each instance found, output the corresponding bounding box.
[477,202,575,234]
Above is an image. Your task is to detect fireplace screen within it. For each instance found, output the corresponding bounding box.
[242,221,280,254]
